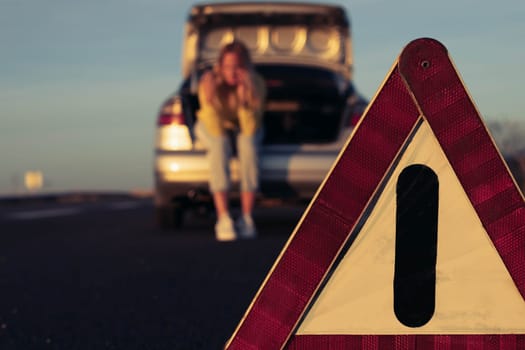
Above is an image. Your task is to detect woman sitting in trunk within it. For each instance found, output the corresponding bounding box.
[194,40,266,241]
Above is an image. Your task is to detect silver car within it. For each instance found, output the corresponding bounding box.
[154,2,368,229]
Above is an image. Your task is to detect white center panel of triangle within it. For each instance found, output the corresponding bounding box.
[296,117,525,335]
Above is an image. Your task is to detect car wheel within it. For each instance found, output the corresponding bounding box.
[156,203,185,230]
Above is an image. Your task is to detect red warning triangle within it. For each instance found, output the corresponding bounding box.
[225,38,525,350]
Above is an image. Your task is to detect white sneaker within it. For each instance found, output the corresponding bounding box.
[236,215,257,239]
[215,215,236,241]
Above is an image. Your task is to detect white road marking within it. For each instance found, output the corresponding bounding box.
[6,208,83,220]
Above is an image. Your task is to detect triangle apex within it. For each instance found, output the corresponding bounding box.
[399,38,449,80]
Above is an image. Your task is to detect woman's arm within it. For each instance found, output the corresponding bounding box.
[237,71,267,135]
[197,70,224,136]
[200,70,218,105]
[237,69,265,110]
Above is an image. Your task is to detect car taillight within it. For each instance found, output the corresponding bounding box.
[158,113,185,126]
[157,98,185,126]
[156,97,193,151]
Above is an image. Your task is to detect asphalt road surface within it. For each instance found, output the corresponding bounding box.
[0,196,305,349]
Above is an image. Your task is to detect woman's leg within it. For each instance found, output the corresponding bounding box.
[195,122,235,239]
[213,191,229,218]
[237,130,263,213]
[236,129,263,238]
[240,191,256,217]
[195,122,232,217]
[195,122,232,195]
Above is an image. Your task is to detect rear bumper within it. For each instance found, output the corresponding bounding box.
[154,148,340,206]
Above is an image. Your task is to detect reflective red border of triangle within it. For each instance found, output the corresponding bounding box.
[225,38,525,350]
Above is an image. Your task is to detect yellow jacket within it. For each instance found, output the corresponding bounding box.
[196,71,266,136]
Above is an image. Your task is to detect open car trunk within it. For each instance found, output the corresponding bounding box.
[257,64,347,144]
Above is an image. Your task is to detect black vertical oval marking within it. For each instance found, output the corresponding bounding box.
[394,164,438,327]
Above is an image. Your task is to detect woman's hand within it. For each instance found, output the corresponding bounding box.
[236,69,254,107]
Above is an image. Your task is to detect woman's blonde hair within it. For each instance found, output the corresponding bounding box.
[218,40,253,69]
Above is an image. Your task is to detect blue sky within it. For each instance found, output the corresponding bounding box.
[1,0,523,194]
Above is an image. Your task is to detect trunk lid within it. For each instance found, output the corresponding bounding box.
[182,2,352,80]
